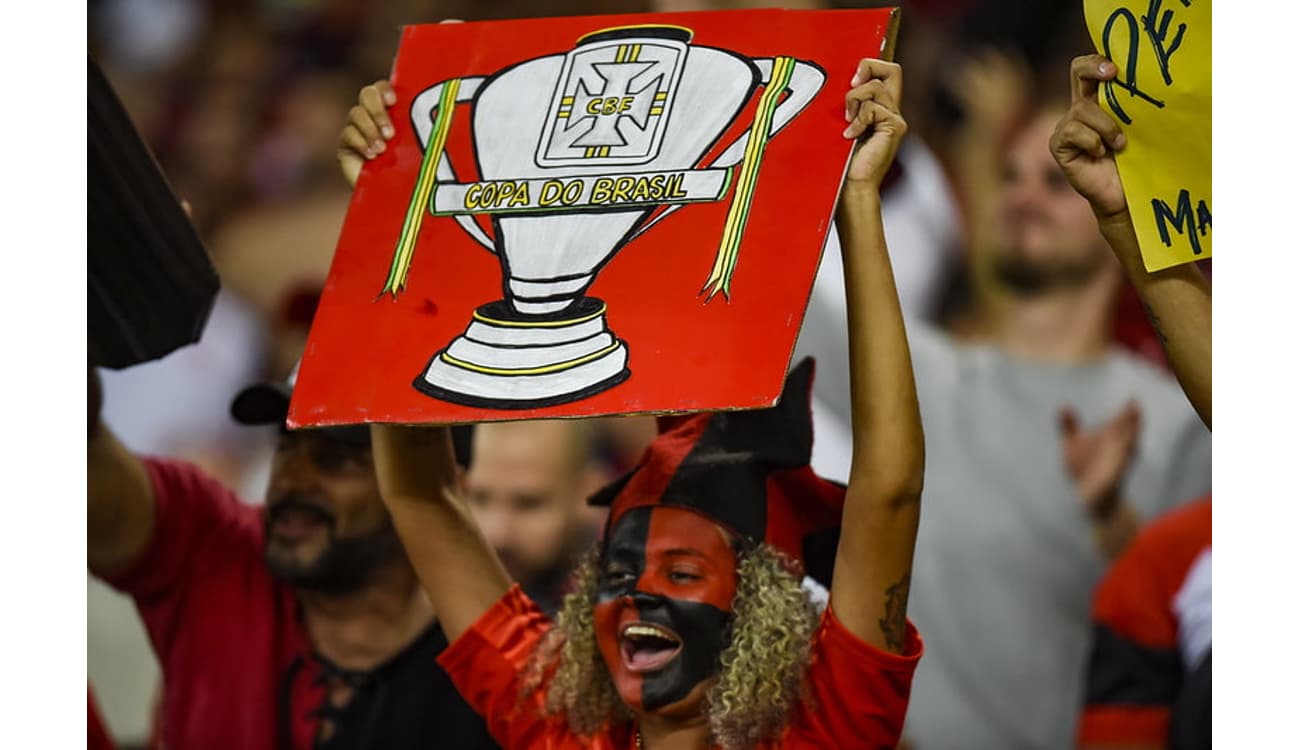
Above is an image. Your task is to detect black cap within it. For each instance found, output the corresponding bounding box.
[229,365,371,446]
[228,365,474,463]
[230,380,294,426]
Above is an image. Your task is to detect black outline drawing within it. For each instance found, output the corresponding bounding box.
[388,25,827,410]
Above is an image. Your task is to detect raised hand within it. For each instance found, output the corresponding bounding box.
[842,59,907,188]
[950,47,1031,143]
[337,80,397,189]
[1051,57,1211,430]
[1049,55,1128,220]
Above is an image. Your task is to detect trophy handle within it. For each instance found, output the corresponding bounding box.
[380,76,489,298]
[629,59,826,250]
[631,59,826,300]
[709,58,826,170]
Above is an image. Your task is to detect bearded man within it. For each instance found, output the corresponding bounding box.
[88,367,499,750]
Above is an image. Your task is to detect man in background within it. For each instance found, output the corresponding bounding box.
[89,367,499,750]
[796,95,1211,749]
[463,420,610,614]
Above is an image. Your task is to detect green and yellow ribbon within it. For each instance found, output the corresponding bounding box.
[700,56,796,302]
[380,79,461,298]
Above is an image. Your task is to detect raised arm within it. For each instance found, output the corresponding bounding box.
[87,368,157,577]
[1051,55,1211,429]
[370,425,511,642]
[340,82,512,641]
[829,60,926,654]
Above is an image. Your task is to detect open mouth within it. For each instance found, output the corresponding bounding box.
[619,622,683,673]
[268,503,332,541]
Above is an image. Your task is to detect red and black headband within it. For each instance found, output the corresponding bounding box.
[589,358,844,585]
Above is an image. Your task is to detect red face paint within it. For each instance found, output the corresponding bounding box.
[594,506,738,712]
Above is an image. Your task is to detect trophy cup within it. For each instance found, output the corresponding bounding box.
[384,25,825,409]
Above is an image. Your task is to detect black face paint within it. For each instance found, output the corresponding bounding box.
[595,506,736,711]
[628,591,731,710]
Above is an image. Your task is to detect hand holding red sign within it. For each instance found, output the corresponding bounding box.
[367,53,926,749]
[842,59,906,187]
[338,80,397,188]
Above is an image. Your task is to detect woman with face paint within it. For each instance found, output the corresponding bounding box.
[358,58,924,749]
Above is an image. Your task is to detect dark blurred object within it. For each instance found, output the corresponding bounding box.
[926,0,1087,133]
[431,0,647,20]
[89,56,219,369]
[88,686,116,750]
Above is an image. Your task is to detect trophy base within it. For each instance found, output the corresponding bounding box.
[414,298,631,409]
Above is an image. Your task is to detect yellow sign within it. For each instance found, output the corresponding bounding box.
[1084,0,1211,271]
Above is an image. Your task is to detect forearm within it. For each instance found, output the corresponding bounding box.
[87,368,156,576]
[1098,211,1211,429]
[370,424,511,641]
[839,184,926,499]
[830,183,925,653]
[88,426,156,575]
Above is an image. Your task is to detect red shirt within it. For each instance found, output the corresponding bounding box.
[100,458,498,750]
[101,458,324,750]
[1077,497,1212,747]
[438,584,923,749]
[89,686,116,750]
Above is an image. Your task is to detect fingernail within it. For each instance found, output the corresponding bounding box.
[845,108,853,122]
[842,126,855,138]
[851,72,862,86]
[384,91,396,105]
[364,147,375,158]
[382,125,394,138]
[1099,61,1114,75]
[373,141,385,153]
[1113,133,1126,148]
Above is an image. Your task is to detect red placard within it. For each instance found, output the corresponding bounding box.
[290,7,898,427]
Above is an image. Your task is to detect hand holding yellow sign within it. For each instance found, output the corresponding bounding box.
[1083,0,1211,271]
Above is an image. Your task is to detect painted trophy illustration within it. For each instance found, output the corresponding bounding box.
[382,25,825,408]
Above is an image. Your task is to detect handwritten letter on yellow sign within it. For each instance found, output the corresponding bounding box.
[1084,0,1211,271]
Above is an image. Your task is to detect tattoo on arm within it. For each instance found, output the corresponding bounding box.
[879,572,912,652]
[1142,302,1169,345]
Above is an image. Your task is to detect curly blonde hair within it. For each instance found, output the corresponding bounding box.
[521,542,820,749]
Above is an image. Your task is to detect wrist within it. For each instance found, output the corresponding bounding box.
[1093,203,1139,249]
[1088,500,1139,559]
[840,181,882,204]
[1093,205,1133,231]
[1092,207,1148,275]
[1085,489,1127,524]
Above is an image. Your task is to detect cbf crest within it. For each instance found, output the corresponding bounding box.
[290,9,902,427]
[538,28,687,165]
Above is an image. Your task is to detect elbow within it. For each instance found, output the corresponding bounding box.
[885,468,925,509]
[877,451,925,508]
[850,448,925,510]
[852,431,925,509]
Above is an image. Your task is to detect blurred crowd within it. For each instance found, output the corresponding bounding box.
[88,1,1210,748]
